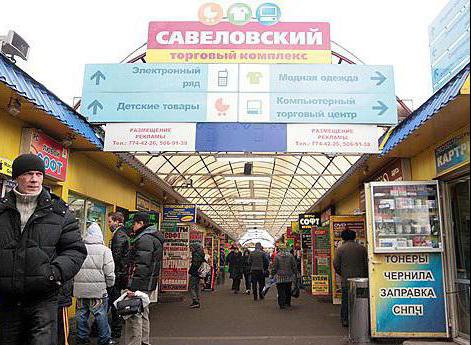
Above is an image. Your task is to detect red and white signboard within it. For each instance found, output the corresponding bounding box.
[160,225,190,292]
[21,128,69,181]
[147,21,331,64]
[104,123,196,152]
[286,124,380,153]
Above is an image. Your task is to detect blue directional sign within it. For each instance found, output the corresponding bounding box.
[82,63,397,125]
[83,64,209,93]
[268,64,394,94]
[429,0,470,92]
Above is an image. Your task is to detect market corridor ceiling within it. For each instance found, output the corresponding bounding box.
[103,43,409,241]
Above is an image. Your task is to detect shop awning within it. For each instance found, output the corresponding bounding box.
[381,65,470,155]
[0,54,102,149]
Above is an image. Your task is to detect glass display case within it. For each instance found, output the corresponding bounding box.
[370,181,443,253]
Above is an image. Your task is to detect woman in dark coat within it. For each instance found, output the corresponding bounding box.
[242,249,252,294]
[227,247,243,293]
[271,244,298,309]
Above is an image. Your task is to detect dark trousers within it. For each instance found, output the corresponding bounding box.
[243,273,251,290]
[109,285,124,338]
[276,282,292,308]
[232,277,241,291]
[251,270,265,300]
[0,298,58,345]
[341,287,349,324]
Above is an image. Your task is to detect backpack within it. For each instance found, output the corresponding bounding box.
[198,261,211,278]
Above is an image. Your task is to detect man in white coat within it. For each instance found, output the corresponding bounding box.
[73,222,116,345]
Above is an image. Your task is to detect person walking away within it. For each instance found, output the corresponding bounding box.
[226,246,236,290]
[73,222,116,345]
[271,244,297,309]
[229,247,243,293]
[107,211,129,340]
[125,212,164,345]
[57,280,73,345]
[249,242,269,301]
[188,243,205,308]
[242,249,251,294]
[0,154,87,345]
[333,229,368,327]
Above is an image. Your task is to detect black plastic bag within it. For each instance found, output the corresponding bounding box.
[291,280,300,298]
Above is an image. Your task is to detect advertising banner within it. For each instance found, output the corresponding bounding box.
[103,123,382,154]
[147,22,331,64]
[435,131,470,175]
[189,228,204,247]
[104,123,196,152]
[163,205,197,223]
[312,275,330,296]
[312,226,331,296]
[21,128,69,182]
[286,124,380,153]
[370,253,448,337]
[299,214,320,289]
[330,216,366,304]
[161,225,190,292]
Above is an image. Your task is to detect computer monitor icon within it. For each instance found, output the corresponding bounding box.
[247,100,262,115]
[258,6,279,24]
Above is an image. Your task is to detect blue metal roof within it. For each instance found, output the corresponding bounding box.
[382,65,470,155]
[0,54,102,148]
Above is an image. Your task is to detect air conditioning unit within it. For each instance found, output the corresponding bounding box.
[0,30,30,61]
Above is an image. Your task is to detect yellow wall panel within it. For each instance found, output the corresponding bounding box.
[335,190,359,215]
[65,152,137,210]
[0,111,22,159]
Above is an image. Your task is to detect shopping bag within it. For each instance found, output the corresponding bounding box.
[261,277,277,297]
[291,280,300,298]
[198,261,211,278]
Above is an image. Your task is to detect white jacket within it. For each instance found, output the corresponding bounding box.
[73,223,115,298]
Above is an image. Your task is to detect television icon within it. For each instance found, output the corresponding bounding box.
[256,3,281,26]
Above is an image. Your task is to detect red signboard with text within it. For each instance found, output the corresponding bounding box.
[21,128,69,182]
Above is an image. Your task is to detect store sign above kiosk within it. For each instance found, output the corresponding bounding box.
[435,131,470,175]
[146,21,331,64]
[20,129,69,182]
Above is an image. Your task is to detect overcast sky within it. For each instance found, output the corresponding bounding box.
[1,0,448,110]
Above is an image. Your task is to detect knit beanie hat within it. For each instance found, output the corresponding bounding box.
[133,211,150,225]
[12,154,45,179]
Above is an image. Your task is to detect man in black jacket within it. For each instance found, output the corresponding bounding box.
[107,211,129,340]
[0,154,87,345]
[188,243,205,308]
[125,212,164,345]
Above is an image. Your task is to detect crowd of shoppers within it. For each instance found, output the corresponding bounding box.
[0,153,370,344]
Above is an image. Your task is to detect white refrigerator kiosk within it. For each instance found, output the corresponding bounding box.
[365,181,449,338]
